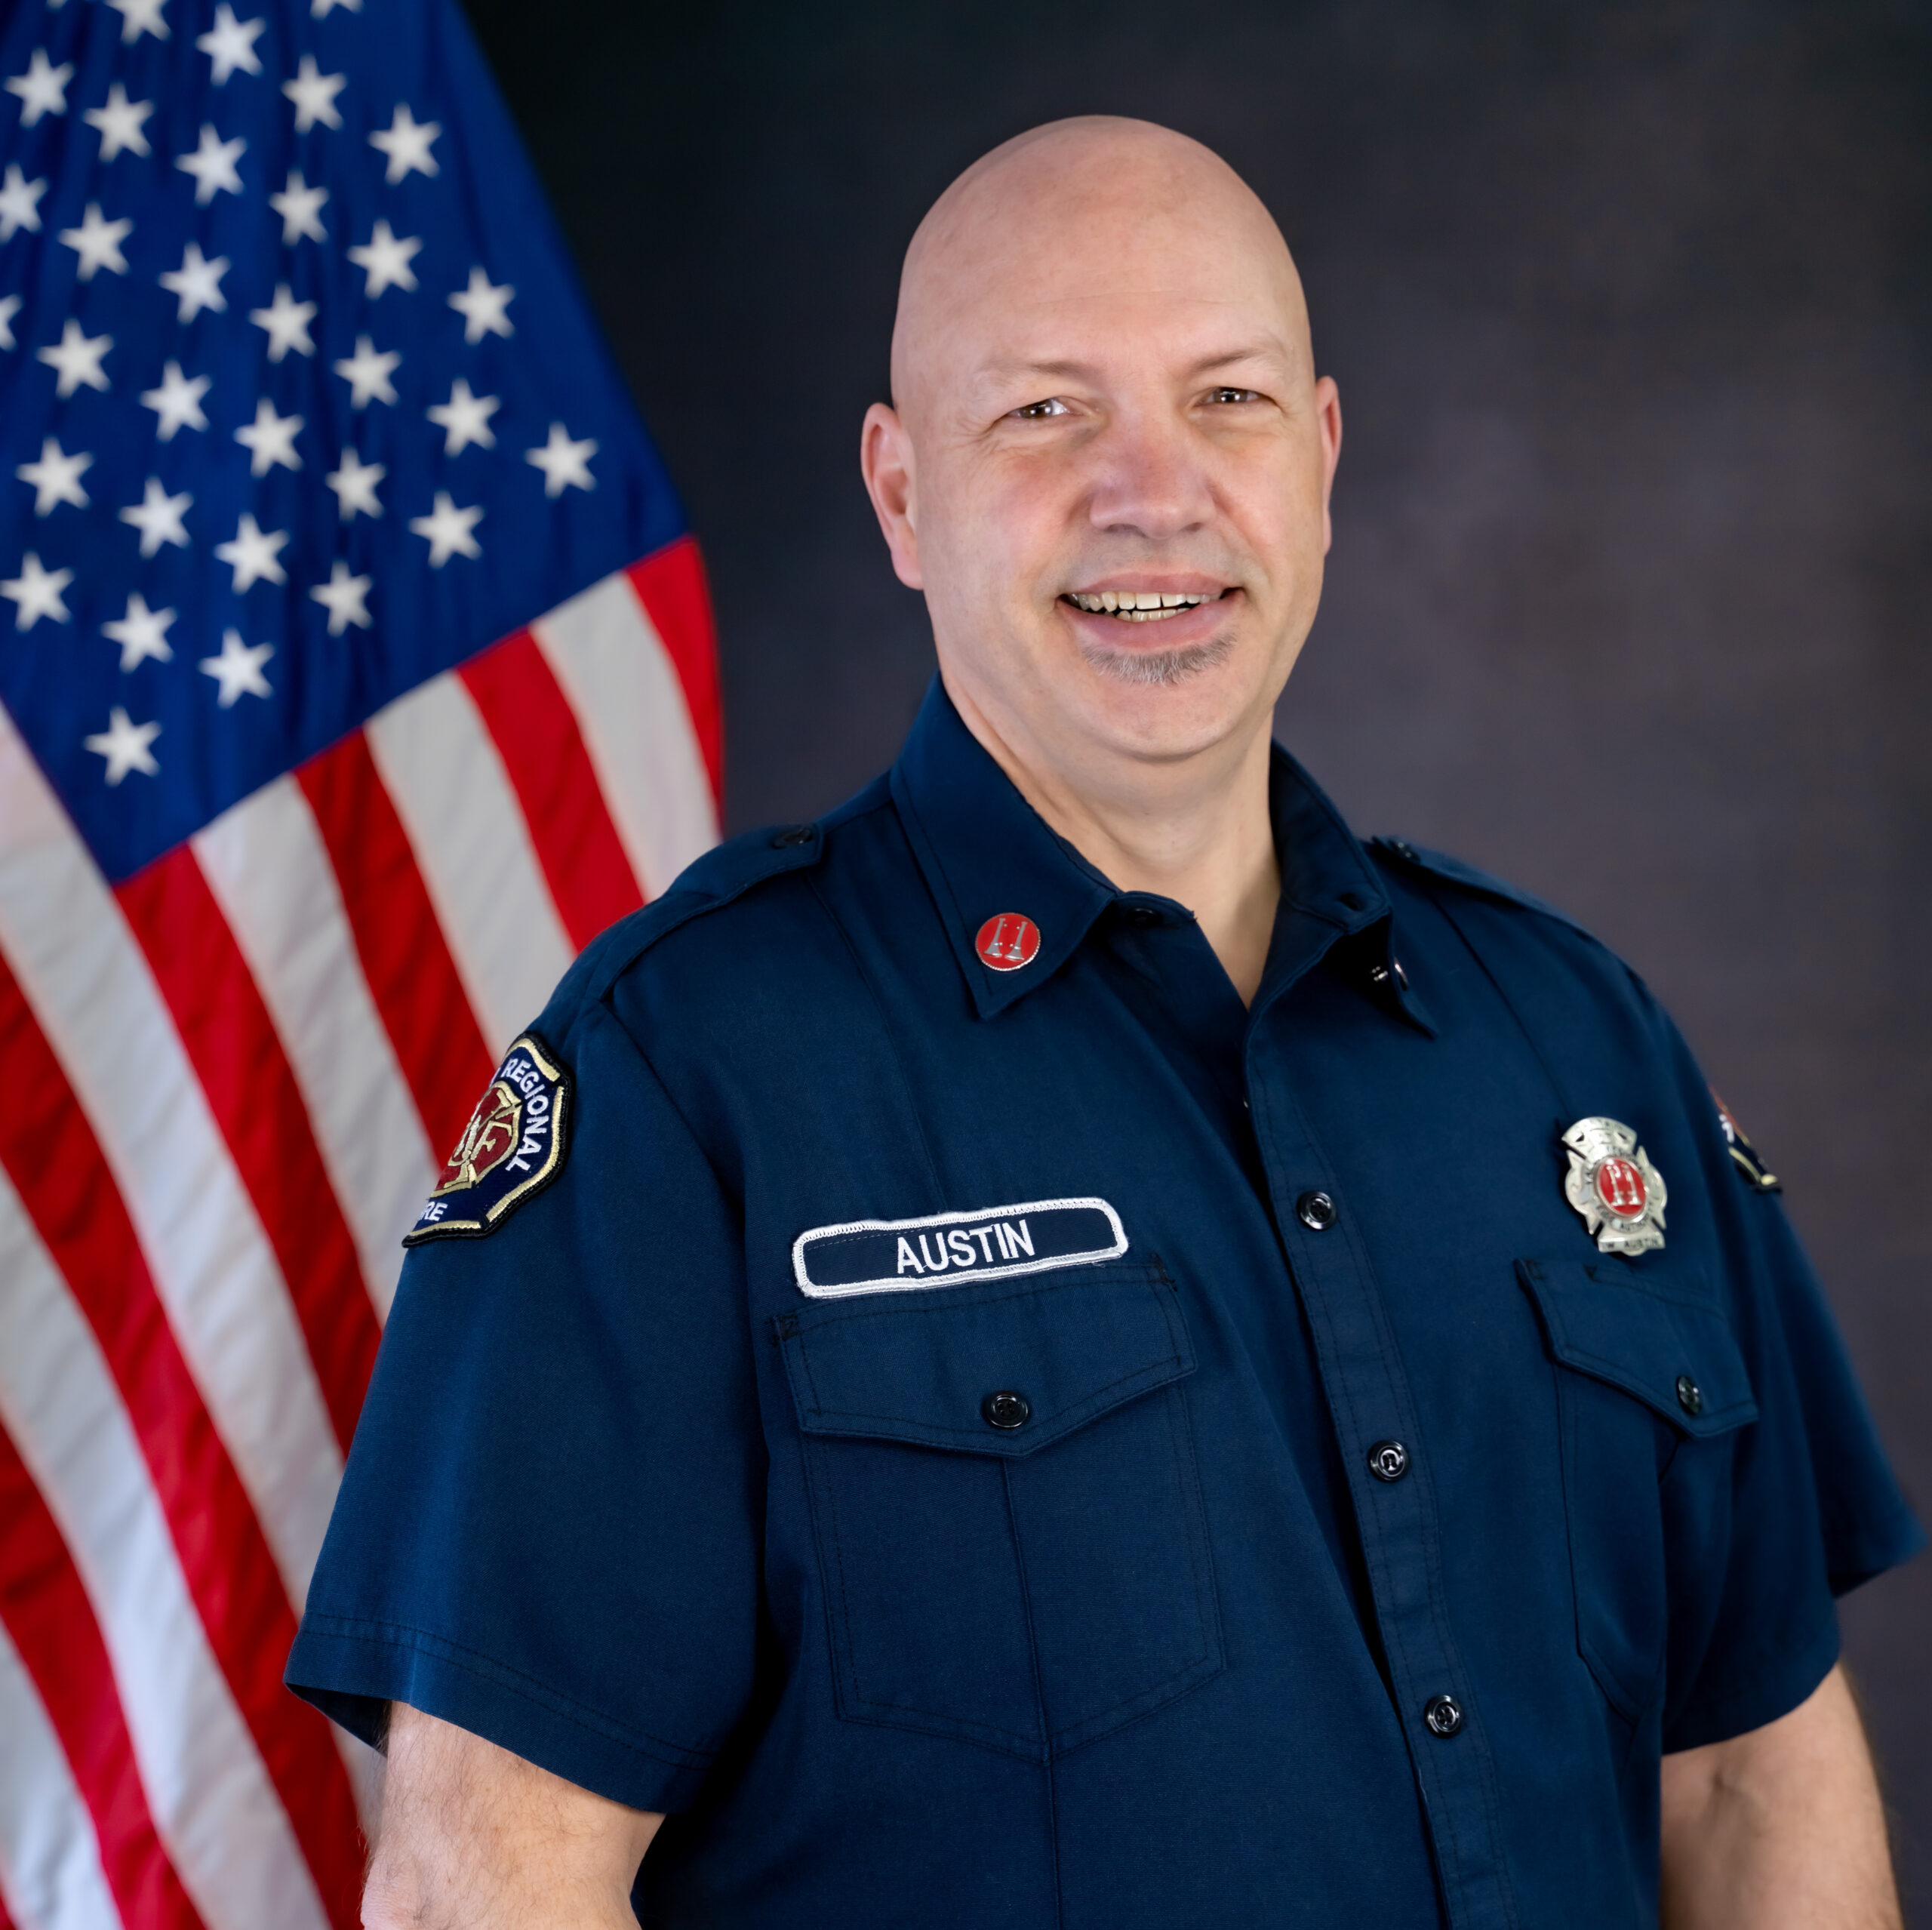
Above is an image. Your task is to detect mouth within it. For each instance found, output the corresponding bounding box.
[1061,588,1230,624]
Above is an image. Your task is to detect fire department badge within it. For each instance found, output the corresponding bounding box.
[404,1033,571,1245]
[1561,1116,1667,1257]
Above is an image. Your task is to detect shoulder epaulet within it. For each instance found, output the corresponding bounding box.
[1368,836,1601,948]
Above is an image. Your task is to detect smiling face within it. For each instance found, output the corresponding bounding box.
[863,119,1341,797]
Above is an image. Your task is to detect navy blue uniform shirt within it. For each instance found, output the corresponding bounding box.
[289,679,1921,1930]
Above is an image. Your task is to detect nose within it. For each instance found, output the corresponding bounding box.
[1082,402,1215,546]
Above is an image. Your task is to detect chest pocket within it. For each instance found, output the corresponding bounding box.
[774,1261,1223,1761]
[1518,1257,1758,1723]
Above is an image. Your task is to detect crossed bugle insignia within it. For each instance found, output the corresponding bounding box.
[403,1033,571,1245]
[1561,1116,1667,1257]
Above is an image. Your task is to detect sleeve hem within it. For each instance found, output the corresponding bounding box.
[1661,1606,1840,1755]
[285,1618,718,1813]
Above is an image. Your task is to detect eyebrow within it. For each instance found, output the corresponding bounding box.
[980,342,1291,386]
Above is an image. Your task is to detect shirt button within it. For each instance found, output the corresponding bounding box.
[1423,1694,1464,1738]
[1675,1374,1703,1417]
[1296,1190,1337,1232]
[1367,1439,1410,1482]
[982,1390,1031,1430]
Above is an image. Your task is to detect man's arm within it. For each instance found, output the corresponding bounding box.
[361,1702,663,1930]
[1659,1662,1900,1930]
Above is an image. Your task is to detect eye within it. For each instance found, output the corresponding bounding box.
[1010,397,1071,420]
[1206,386,1260,405]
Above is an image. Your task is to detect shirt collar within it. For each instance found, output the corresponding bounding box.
[891,676,1411,1023]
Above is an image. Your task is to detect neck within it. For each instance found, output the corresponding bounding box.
[944,677,1281,1005]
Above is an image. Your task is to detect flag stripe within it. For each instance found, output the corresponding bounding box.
[460,630,647,948]
[0,1176,331,1930]
[0,710,343,1611]
[193,779,435,1325]
[116,849,381,1455]
[365,676,576,1058]
[297,731,495,1159]
[0,964,363,1930]
[629,535,724,808]
[0,1422,205,1930]
[534,569,719,902]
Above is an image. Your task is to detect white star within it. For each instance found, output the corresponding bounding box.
[106,0,170,44]
[346,220,420,298]
[325,446,383,518]
[200,627,273,706]
[0,295,18,349]
[249,282,315,361]
[311,0,359,13]
[85,83,153,160]
[426,377,499,455]
[158,240,229,322]
[368,103,439,183]
[141,360,210,439]
[409,492,482,567]
[281,54,343,131]
[235,396,301,476]
[6,51,72,127]
[118,476,191,556]
[448,266,514,344]
[16,437,92,515]
[269,168,327,245]
[176,124,245,205]
[526,423,597,498]
[214,512,287,591]
[310,559,372,635]
[2,552,73,629]
[37,319,111,396]
[196,5,264,83]
[103,591,175,669]
[0,165,47,240]
[85,706,161,784]
[331,334,399,408]
[57,202,133,280]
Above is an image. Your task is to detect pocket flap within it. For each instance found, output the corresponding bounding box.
[1517,1257,1757,1435]
[774,1264,1194,1458]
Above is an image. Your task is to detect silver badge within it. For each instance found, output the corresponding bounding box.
[1561,1116,1667,1256]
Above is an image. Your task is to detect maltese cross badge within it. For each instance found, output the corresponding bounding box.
[1561,1116,1667,1256]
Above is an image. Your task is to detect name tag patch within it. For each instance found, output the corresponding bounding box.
[792,1197,1127,1299]
[403,1033,571,1245]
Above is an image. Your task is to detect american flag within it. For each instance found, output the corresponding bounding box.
[0,0,721,1923]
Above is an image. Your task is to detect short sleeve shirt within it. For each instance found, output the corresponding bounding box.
[288,679,1921,1930]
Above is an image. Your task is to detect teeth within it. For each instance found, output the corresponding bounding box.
[1066,589,1220,617]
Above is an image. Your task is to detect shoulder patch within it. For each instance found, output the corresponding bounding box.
[1711,1087,1782,1193]
[404,1033,571,1244]
[1370,836,1600,945]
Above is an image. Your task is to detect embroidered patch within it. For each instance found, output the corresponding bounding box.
[1711,1088,1781,1193]
[403,1033,571,1245]
[792,1197,1128,1299]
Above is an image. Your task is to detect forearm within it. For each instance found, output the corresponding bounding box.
[363,1703,663,1930]
[1659,1664,1899,1930]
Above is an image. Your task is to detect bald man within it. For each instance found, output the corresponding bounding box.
[289,119,1920,1930]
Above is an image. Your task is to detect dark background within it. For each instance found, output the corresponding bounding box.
[460,0,1932,1903]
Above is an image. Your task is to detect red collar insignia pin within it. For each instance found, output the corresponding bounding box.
[1561,1116,1667,1256]
[975,913,1041,972]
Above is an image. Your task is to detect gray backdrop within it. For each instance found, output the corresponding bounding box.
[461,0,1932,1902]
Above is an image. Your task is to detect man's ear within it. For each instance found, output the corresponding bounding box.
[860,402,924,590]
[1315,375,1342,557]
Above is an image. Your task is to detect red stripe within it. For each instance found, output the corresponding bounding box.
[0,958,365,1930]
[297,730,494,1159]
[0,1420,208,1930]
[117,848,380,1454]
[627,535,724,808]
[460,629,648,947]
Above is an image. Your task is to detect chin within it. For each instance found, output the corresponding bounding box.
[1069,632,1263,758]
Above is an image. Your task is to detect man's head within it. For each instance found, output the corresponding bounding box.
[862,117,1340,799]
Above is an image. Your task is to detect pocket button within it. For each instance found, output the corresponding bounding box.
[982,1390,1031,1430]
[1675,1374,1703,1417]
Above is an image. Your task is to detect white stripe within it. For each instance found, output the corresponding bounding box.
[0,1174,331,1930]
[0,1620,119,1930]
[532,568,719,900]
[0,706,341,1608]
[194,776,437,1322]
[365,673,574,1058]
